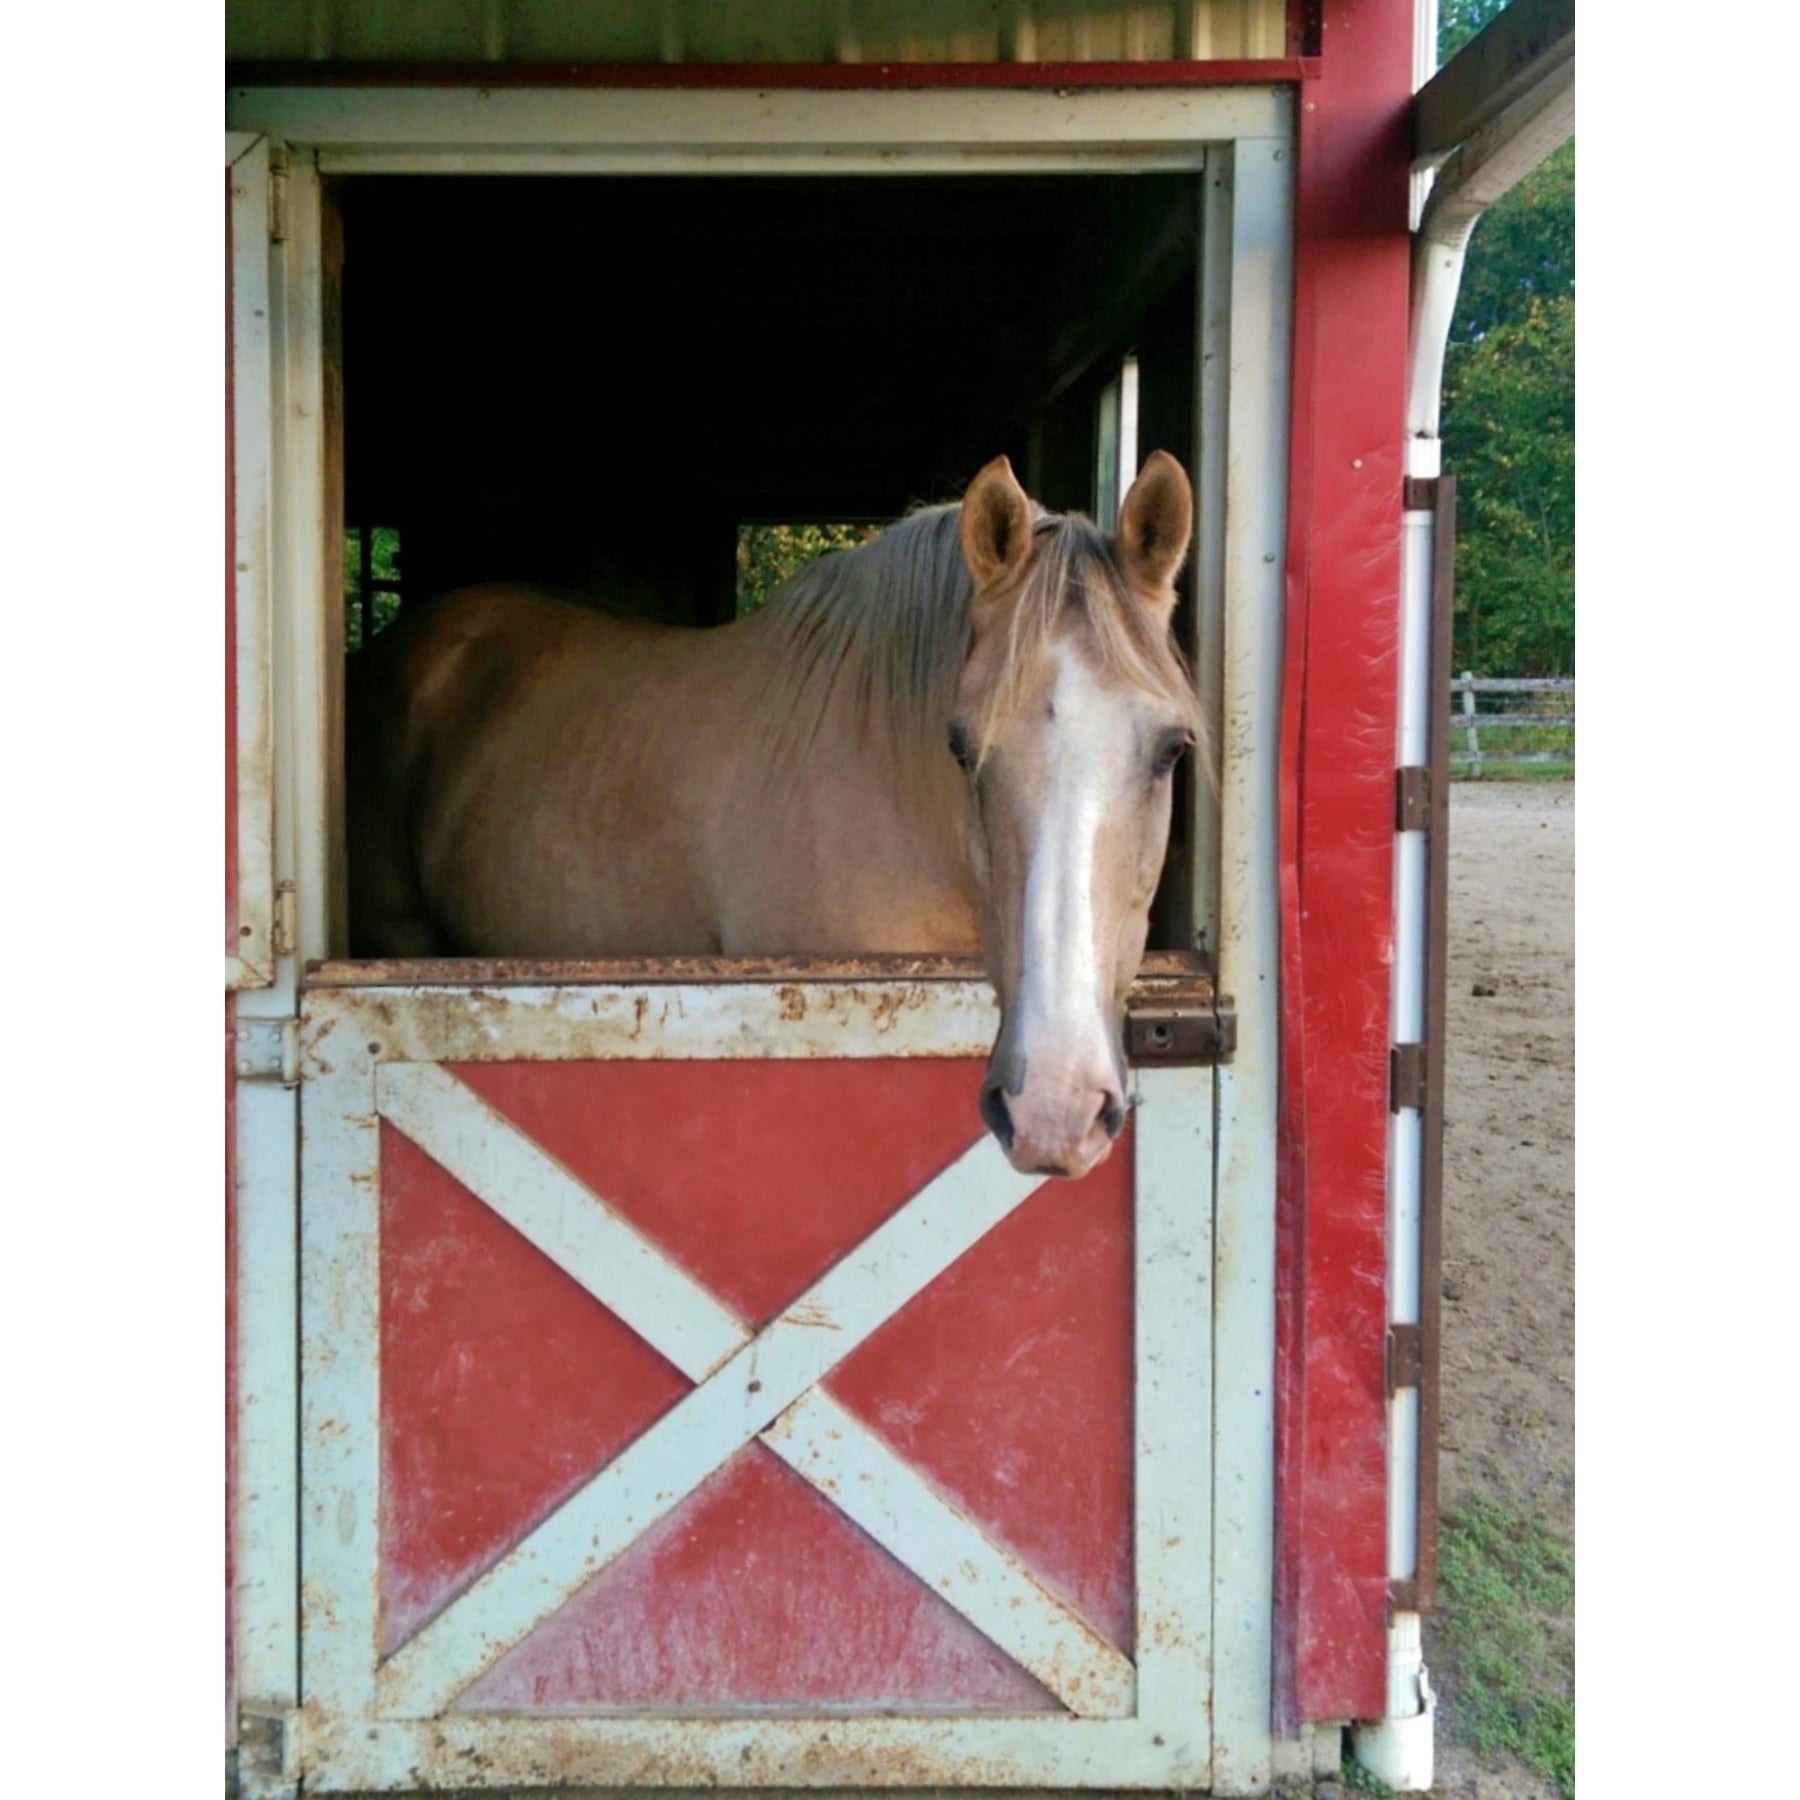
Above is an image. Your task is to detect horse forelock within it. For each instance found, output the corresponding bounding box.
[976,516,1205,769]
[746,502,1204,794]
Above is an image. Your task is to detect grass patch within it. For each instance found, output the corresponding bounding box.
[1340,1751,1393,1795]
[1433,1494,1575,1794]
[1449,760,1574,781]
[1450,699,1575,776]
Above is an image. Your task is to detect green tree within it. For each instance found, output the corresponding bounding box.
[1439,0,1510,58]
[1449,139,1573,346]
[1442,292,1574,674]
[1434,5,1575,675]
[736,522,877,615]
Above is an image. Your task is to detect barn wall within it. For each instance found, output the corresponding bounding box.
[1275,0,1415,1729]
[227,0,1288,65]
[229,16,1427,1741]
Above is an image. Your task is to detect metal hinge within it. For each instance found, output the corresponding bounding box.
[1388,1575,1424,1615]
[1125,993,1237,1066]
[233,1016,300,1086]
[267,145,289,243]
[1390,1041,1426,1112]
[1395,764,1431,831]
[235,1704,302,1793]
[272,879,298,958]
[1386,1322,1423,1397]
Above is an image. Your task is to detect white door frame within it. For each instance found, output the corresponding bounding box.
[227,131,277,991]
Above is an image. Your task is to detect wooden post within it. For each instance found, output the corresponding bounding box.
[1459,670,1481,778]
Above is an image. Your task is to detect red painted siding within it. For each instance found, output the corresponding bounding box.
[1275,0,1415,1725]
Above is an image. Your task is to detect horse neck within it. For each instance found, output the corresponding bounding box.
[718,583,980,950]
[726,603,963,828]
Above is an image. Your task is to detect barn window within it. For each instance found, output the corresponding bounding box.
[344,525,402,653]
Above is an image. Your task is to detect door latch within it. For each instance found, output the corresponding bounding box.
[1125,994,1236,1065]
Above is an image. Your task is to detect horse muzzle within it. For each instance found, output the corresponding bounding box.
[979,1043,1126,1181]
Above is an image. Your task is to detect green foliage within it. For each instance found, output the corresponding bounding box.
[367,526,402,584]
[1443,292,1574,674]
[1450,762,1571,781]
[1439,0,1511,60]
[1434,1495,1576,1795]
[1431,7,1577,679]
[344,526,403,653]
[1452,141,1574,346]
[736,522,877,616]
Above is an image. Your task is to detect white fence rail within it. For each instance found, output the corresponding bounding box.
[1452,672,1574,777]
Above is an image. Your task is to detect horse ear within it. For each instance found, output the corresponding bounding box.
[959,455,1034,596]
[1115,450,1193,618]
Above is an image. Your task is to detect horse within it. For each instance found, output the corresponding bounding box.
[348,452,1204,1180]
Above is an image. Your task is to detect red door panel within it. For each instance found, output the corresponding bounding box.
[376,1058,1134,1711]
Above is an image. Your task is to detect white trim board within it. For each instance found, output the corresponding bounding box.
[226,84,1290,176]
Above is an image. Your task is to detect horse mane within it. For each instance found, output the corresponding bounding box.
[745,499,1206,792]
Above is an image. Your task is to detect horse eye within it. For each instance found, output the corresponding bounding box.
[1152,730,1192,778]
[947,722,976,771]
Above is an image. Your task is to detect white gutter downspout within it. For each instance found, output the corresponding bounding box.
[1351,5,1574,1791]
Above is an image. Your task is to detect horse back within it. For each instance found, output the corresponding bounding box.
[348,585,718,956]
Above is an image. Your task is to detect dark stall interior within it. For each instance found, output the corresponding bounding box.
[335,171,1204,943]
[339,172,1199,621]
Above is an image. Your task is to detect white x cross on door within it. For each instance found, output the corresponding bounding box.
[299,979,1214,1791]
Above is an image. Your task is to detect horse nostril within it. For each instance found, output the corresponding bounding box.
[1099,1092,1126,1140]
[979,1080,1016,1150]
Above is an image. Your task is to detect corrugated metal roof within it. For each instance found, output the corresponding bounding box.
[227,0,1288,66]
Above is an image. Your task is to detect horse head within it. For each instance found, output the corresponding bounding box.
[951,452,1200,1180]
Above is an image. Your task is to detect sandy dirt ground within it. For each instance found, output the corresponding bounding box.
[1422,779,1575,1798]
[1435,781,1575,1535]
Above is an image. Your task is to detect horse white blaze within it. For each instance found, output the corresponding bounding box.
[1007,644,1127,1176]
